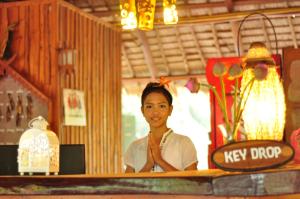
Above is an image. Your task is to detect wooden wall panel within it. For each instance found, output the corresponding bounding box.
[0,0,59,132]
[0,0,122,174]
[57,1,122,174]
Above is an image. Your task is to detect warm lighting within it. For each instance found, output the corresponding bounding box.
[58,49,76,75]
[137,0,156,30]
[240,42,286,141]
[120,0,178,30]
[120,0,138,29]
[18,116,59,175]
[163,0,178,25]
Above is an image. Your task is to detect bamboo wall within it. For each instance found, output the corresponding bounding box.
[57,1,122,174]
[0,0,122,174]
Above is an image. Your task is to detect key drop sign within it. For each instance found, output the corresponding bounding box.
[211,140,294,172]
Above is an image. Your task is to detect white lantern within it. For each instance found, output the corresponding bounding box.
[18,116,59,175]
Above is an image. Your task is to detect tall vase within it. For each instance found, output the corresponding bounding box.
[218,122,241,144]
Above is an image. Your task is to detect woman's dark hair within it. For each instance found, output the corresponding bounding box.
[141,82,173,106]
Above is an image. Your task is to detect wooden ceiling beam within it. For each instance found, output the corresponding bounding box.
[118,7,300,31]
[190,27,206,69]
[135,30,157,80]
[175,27,189,74]
[179,7,300,25]
[82,0,295,17]
[225,0,234,12]
[261,18,272,52]
[231,21,243,56]
[121,45,135,77]
[86,0,96,12]
[84,2,225,17]
[155,29,170,75]
[211,24,222,57]
[234,0,295,6]
[169,7,300,26]
[288,16,298,48]
[122,73,206,84]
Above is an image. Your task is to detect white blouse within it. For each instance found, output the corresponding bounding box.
[124,129,198,172]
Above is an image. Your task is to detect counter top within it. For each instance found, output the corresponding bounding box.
[0,165,300,198]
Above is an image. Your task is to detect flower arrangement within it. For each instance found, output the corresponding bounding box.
[185,55,269,143]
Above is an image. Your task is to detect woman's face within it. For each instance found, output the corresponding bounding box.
[141,92,173,129]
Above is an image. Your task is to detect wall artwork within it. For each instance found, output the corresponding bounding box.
[0,67,49,145]
[63,89,86,126]
[283,47,300,141]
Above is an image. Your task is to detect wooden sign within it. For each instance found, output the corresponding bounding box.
[211,140,294,172]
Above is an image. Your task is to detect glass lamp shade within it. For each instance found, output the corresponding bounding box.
[137,0,156,30]
[120,0,137,30]
[240,67,286,140]
[163,0,178,25]
[18,116,59,175]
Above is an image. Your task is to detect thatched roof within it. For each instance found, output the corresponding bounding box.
[66,0,300,93]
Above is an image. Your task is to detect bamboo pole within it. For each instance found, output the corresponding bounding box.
[87,18,93,174]
[18,6,26,74]
[91,21,97,174]
[74,12,80,145]
[28,4,39,84]
[78,14,84,149]
[58,5,64,143]
[39,4,45,86]
[99,24,104,174]
[94,23,100,174]
[51,0,58,134]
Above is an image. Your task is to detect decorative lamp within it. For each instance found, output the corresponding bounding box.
[163,0,178,25]
[137,0,156,30]
[18,116,59,176]
[120,0,138,30]
[237,14,286,141]
[120,0,178,30]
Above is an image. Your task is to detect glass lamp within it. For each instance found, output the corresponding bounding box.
[137,0,156,30]
[120,0,137,30]
[240,42,286,141]
[163,0,178,25]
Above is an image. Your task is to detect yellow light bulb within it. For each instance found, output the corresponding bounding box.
[163,0,178,25]
[120,0,137,30]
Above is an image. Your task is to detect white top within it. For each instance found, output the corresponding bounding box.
[124,129,198,172]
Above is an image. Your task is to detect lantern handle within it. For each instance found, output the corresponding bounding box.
[28,116,48,130]
[237,12,281,78]
[237,12,278,57]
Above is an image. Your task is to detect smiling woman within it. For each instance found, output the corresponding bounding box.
[123,82,199,173]
[122,85,211,170]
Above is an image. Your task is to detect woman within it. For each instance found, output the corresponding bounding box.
[124,81,198,173]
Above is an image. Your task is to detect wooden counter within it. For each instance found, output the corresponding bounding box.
[1,165,300,199]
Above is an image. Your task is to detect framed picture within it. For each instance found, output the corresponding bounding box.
[283,47,300,141]
[63,89,86,126]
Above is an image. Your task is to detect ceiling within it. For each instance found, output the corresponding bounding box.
[65,0,300,93]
